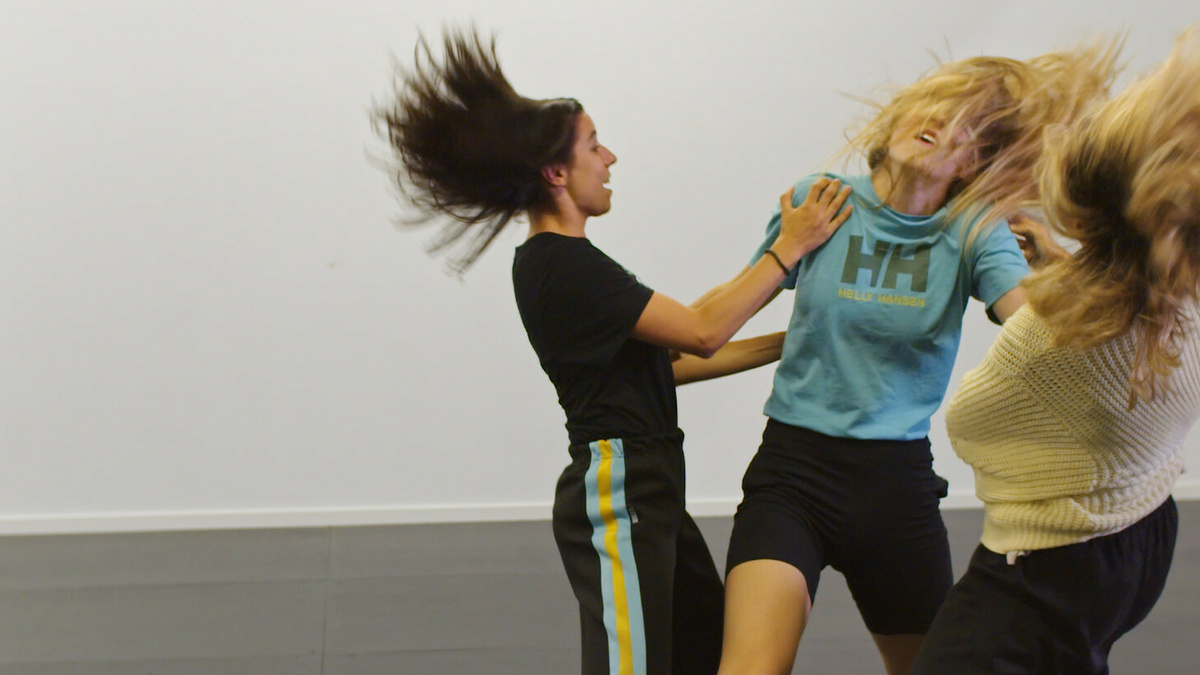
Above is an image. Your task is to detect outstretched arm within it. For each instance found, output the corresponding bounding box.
[673,332,785,385]
[634,179,851,357]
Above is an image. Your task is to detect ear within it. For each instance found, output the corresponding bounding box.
[542,163,568,189]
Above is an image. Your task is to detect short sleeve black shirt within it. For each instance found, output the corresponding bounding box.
[513,233,678,445]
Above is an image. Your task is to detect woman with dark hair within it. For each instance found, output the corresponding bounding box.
[717,43,1120,675]
[911,29,1200,674]
[374,29,853,675]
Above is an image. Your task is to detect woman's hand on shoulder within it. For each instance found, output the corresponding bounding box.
[773,178,853,264]
[1009,214,1070,268]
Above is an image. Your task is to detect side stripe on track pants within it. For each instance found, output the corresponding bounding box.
[585,438,647,675]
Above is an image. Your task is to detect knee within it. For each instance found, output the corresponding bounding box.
[717,560,812,675]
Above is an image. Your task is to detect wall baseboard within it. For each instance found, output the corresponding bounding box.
[3,484,1199,535]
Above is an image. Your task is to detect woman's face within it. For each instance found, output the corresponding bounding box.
[883,110,978,185]
[562,112,618,217]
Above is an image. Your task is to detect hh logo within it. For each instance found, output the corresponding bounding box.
[840,235,931,292]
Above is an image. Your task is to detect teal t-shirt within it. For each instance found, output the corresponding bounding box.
[753,173,1028,440]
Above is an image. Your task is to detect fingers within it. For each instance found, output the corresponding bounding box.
[827,183,852,214]
[778,177,853,239]
[1008,220,1034,238]
[812,180,852,229]
[1016,239,1036,263]
[806,177,833,203]
[783,178,844,212]
[780,187,796,216]
[830,200,854,228]
[1009,215,1070,266]
[772,177,854,258]
[1007,214,1047,240]
[814,179,852,227]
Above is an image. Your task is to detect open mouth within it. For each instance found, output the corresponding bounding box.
[918,132,938,146]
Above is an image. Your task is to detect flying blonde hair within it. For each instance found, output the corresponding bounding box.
[1026,28,1200,403]
[844,39,1121,245]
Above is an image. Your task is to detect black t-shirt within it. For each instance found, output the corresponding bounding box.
[512,232,678,445]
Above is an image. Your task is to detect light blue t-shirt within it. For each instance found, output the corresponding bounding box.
[753,173,1029,440]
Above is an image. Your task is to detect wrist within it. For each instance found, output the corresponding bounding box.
[763,249,794,276]
[768,236,806,267]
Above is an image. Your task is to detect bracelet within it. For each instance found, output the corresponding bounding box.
[764,249,793,276]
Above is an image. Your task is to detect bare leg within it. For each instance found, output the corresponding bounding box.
[717,559,811,675]
[872,633,926,675]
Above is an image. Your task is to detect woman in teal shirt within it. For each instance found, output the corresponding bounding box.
[718,43,1119,675]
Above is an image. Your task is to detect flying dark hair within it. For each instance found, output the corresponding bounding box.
[373,28,583,274]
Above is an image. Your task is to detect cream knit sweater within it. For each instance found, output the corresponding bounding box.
[946,304,1200,554]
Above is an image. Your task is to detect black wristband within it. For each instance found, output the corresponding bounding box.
[764,249,793,276]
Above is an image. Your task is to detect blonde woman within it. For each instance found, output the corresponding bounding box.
[912,29,1200,675]
[718,44,1119,675]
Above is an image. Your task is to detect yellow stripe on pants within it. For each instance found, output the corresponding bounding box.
[597,439,634,675]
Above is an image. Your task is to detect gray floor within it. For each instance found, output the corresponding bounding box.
[0,503,1197,674]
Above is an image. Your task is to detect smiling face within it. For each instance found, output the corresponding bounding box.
[883,109,979,185]
[562,112,617,218]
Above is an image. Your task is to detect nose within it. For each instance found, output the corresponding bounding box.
[602,145,617,166]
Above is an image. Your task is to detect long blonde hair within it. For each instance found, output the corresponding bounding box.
[1026,29,1200,402]
[846,40,1121,240]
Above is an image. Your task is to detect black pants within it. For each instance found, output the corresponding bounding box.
[912,497,1179,675]
[553,431,724,675]
[726,419,953,634]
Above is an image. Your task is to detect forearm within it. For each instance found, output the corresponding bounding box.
[989,286,1027,324]
[636,254,793,358]
[673,332,786,385]
[690,255,795,353]
[679,181,849,350]
[689,279,731,309]
[634,179,849,357]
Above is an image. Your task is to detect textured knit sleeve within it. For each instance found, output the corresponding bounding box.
[946,304,1200,553]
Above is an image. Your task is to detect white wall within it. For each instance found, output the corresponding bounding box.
[4,0,1199,534]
